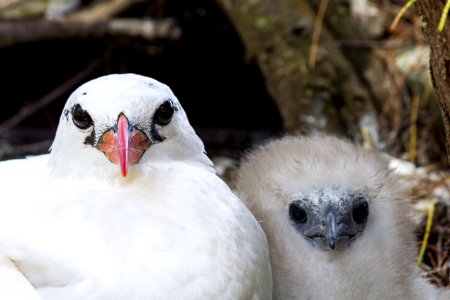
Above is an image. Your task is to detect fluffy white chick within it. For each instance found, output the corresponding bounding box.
[235,134,450,300]
[0,73,272,300]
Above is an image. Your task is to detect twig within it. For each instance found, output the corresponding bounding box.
[390,0,417,32]
[418,201,436,266]
[408,94,420,163]
[309,0,328,70]
[438,0,450,32]
[0,59,100,129]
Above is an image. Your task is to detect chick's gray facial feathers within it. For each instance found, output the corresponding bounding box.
[288,187,369,250]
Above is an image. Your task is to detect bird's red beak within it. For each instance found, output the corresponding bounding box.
[96,113,150,177]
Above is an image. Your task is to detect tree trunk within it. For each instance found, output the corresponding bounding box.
[415,0,450,165]
[215,0,378,143]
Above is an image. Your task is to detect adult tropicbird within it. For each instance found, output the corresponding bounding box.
[0,73,272,300]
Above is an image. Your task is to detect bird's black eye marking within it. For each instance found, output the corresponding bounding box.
[72,104,93,129]
[83,129,95,146]
[289,203,307,224]
[352,201,369,224]
[154,100,175,126]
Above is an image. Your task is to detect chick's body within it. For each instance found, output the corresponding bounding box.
[235,134,448,300]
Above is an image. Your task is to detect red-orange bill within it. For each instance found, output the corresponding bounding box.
[96,114,151,177]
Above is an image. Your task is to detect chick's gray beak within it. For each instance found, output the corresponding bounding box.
[326,212,337,249]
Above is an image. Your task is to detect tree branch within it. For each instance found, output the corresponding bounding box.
[0,18,181,47]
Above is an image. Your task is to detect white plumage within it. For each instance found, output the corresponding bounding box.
[235,134,450,300]
[0,73,272,300]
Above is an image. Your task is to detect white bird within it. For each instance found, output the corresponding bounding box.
[0,73,272,300]
[235,134,450,300]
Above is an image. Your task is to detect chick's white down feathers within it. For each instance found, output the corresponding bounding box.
[235,134,449,300]
[0,73,272,300]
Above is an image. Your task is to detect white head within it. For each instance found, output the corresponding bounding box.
[49,73,212,179]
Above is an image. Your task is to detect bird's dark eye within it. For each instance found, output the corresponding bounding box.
[72,104,93,129]
[154,100,174,126]
[289,203,307,224]
[353,201,369,224]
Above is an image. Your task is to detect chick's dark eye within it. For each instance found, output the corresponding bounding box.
[72,104,93,129]
[352,201,369,224]
[154,100,174,126]
[289,203,307,224]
